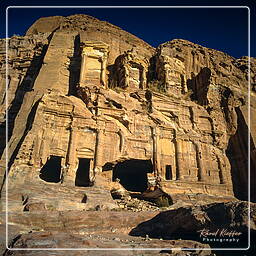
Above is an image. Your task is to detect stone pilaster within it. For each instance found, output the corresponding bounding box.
[194,141,205,181]
[216,153,228,184]
[100,55,108,88]
[174,139,184,180]
[151,127,161,177]
[39,128,49,166]
[65,126,77,173]
[79,53,87,84]
[94,128,104,173]
[140,66,147,89]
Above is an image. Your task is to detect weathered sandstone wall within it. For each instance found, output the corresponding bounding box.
[0,14,255,202]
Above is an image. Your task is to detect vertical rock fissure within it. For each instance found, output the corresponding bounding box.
[226,107,256,202]
[68,34,81,96]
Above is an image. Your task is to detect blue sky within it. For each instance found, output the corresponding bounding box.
[0,0,255,58]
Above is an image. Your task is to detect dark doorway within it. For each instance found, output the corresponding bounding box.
[75,158,91,187]
[39,155,62,183]
[165,165,172,180]
[112,159,153,192]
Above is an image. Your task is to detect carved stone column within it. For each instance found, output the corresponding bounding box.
[170,133,177,181]
[100,55,108,88]
[30,134,41,167]
[216,155,225,184]
[65,126,77,175]
[216,150,233,185]
[34,128,44,167]
[140,66,146,89]
[39,128,49,166]
[194,141,205,181]
[94,128,104,173]
[174,139,184,180]
[181,74,188,93]
[155,128,161,175]
[151,127,161,177]
[79,53,87,85]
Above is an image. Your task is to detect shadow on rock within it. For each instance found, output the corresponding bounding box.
[129,201,256,255]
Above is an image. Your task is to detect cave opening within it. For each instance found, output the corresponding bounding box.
[112,159,153,192]
[75,158,91,187]
[39,155,62,183]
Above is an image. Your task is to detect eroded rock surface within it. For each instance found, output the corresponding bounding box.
[130,201,256,254]
[0,14,255,253]
[130,201,255,237]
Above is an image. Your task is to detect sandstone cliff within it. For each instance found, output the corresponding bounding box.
[0,13,256,254]
[0,14,255,204]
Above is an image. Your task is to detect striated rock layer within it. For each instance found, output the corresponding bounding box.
[0,14,255,204]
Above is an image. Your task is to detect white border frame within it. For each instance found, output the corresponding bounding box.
[4,5,251,252]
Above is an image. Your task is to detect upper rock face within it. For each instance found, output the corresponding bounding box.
[0,14,255,205]
[26,15,64,35]
[26,14,154,63]
[158,39,251,89]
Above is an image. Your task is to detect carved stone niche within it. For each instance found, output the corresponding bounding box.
[114,49,148,90]
[79,41,109,88]
[156,55,187,95]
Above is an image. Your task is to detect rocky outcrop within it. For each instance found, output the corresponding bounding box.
[130,201,256,254]
[3,231,213,256]
[130,201,255,236]
[1,209,213,255]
